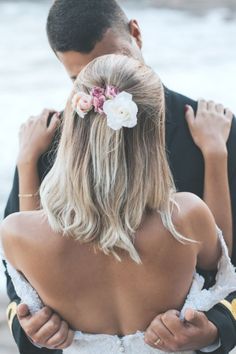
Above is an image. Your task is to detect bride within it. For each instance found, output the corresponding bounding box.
[1,54,236,354]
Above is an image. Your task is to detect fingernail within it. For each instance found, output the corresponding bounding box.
[184,105,189,113]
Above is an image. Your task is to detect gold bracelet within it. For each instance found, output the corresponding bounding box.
[18,192,39,198]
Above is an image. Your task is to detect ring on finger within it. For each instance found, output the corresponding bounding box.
[154,338,161,346]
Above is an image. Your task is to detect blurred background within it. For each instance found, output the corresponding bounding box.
[0,0,236,353]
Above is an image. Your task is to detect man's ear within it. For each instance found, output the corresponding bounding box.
[129,20,143,49]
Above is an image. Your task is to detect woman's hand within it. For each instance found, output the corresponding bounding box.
[186,100,233,255]
[17,109,60,166]
[185,100,233,157]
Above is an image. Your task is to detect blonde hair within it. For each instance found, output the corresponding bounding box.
[40,54,189,263]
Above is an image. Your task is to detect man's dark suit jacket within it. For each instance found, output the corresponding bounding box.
[3,87,236,354]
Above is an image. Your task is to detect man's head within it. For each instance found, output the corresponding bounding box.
[47,0,143,80]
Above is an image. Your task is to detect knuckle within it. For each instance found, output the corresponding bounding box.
[144,329,153,341]
[49,333,67,347]
[60,336,74,350]
[162,313,168,321]
[151,318,160,327]
[48,320,59,333]
[58,342,68,349]
[31,333,41,344]
[24,326,34,337]
[41,307,52,319]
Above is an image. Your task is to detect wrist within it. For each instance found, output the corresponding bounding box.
[17,155,39,168]
[207,321,219,346]
[202,146,228,161]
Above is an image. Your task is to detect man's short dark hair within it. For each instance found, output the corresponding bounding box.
[47,0,130,53]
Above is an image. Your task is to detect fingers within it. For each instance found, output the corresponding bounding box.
[54,329,74,350]
[144,314,174,348]
[225,108,233,121]
[18,305,73,350]
[207,100,215,111]
[185,105,195,126]
[30,313,62,345]
[198,99,207,111]
[215,103,224,114]
[18,306,53,338]
[184,309,206,327]
[160,310,183,334]
[41,109,56,122]
[46,322,74,349]
[183,308,195,322]
[17,303,31,320]
[198,99,233,117]
[47,113,61,134]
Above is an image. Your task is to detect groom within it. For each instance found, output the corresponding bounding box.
[4,0,236,353]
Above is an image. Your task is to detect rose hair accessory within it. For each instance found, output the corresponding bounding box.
[71,85,138,131]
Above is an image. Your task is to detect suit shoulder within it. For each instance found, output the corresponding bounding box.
[164,87,197,110]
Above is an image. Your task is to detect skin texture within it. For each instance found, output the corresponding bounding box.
[17,110,60,211]
[11,18,233,351]
[185,101,233,256]
[145,101,233,350]
[2,194,220,335]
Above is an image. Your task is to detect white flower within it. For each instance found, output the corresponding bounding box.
[103,92,138,131]
[72,92,93,118]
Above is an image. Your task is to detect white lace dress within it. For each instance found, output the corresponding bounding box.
[1,229,236,354]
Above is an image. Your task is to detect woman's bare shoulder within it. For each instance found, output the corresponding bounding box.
[172,192,215,235]
[173,192,220,269]
[1,210,46,238]
[1,211,50,267]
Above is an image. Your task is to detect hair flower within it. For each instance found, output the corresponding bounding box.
[105,85,120,99]
[103,92,138,131]
[93,95,106,114]
[72,92,93,118]
[91,87,105,98]
[72,85,138,130]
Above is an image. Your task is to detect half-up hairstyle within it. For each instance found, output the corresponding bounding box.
[40,54,189,263]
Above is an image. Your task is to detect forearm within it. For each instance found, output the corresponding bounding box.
[17,161,41,211]
[203,150,232,255]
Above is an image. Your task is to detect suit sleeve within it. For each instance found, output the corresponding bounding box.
[199,117,236,353]
[165,88,236,353]
[3,167,62,354]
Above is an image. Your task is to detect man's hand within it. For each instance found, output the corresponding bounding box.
[144,309,219,352]
[17,304,74,350]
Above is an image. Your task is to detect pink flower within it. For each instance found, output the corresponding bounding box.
[72,92,93,118]
[105,85,119,99]
[93,95,106,114]
[91,87,105,98]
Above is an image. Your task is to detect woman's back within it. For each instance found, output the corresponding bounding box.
[2,192,219,335]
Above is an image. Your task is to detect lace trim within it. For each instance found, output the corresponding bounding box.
[180,228,236,318]
[1,227,236,339]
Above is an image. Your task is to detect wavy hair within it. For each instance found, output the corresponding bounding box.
[40,54,189,263]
